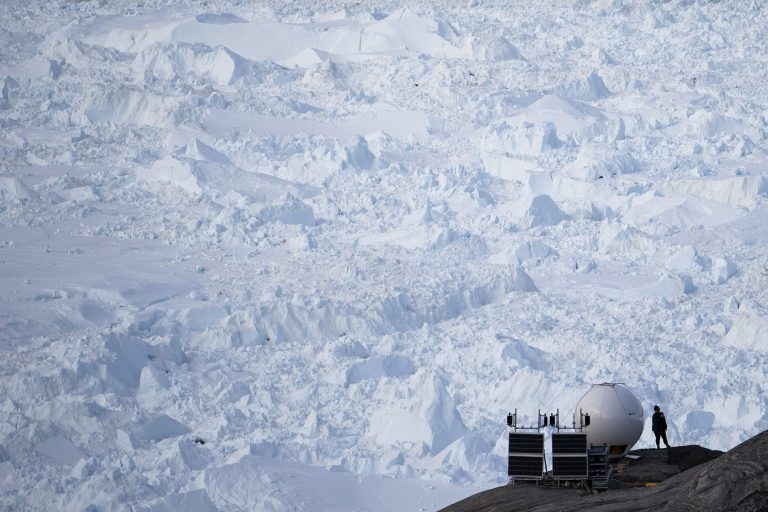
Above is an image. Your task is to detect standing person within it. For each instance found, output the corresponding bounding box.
[652,405,671,449]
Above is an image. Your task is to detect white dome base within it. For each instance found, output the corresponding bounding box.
[576,383,644,458]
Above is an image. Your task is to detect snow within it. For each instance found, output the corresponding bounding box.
[371,373,468,455]
[34,433,86,465]
[2,0,768,510]
[0,175,36,201]
[723,302,768,353]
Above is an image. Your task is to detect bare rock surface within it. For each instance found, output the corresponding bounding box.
[441,432,768,512]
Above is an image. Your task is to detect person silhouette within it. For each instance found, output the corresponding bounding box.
[652,405,671,449]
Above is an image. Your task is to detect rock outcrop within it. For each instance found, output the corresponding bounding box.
[441,430,768,511]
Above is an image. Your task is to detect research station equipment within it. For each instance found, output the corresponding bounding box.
[506,382,644,489]
[575,382,644,458]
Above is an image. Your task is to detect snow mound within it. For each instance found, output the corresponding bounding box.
[286,231,318,252]
[280,47,332,68]
[137,139,314,214]
[623,193,744,230]
[595,272,696,300]
[510,95,625,145]
[35,433,86,465]
[723,305,768,354]
[424,432,494,479]
[193,453,470,511]
[640,273,695,297]
[665,245,706,273]
[178,439,213,471]
[43,37,132,70]
[0,175,35,201]
[480,116,562,182]
[482,118,561,158]
[345,355,416,386]
[489,241,557,266]
[516,241,557,264]
[490,369,579,416]
[137,156,207,195]
[358,225,459,250]
[684,410,715,438]
[229,269,536,346]
[345,135,375,169]
[105,334,184,390]
[472,35,525,61]
[664,250,736,284]
[663,251,736,286]
[370,374,467,455]
[526,171,596,202]
[133,414,190,442]
[133,42,254,86]
[660,175,767,208]
[564,143,637,181]
[522,195,566,228]
[148,489,218,512]
[78,87,176,126]
[710,258,737,284]
[498,336,550,372]
[599,223,657,258]
[554,70,611,101]
[671,110,760,141]
[102,8,464,62]
[1,76,19,107]
[178,137,232,165]
[358,8,464,57]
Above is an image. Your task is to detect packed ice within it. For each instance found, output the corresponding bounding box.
[1,0,767,510]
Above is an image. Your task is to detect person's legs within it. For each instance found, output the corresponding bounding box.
[655,431,661,449]
[661,431,670,448]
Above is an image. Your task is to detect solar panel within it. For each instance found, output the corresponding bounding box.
[552,457,588,477]
[551,433,588,479]
[508,455,544,477]
[508,432,544,480]
[552,433,587,453]
[508,433,544,454]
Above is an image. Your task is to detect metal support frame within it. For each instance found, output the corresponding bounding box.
[507,408,545,484]
[588,445,612,491]
[506,407,601,488]
[551,432,589,483]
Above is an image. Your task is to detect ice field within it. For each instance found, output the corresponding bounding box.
[1,0,768,510]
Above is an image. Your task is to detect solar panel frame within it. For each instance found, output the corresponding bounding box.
[551,432,588,480]
[508,432,545,481]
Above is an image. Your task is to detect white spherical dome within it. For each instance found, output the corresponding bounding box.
[575,383,644,458]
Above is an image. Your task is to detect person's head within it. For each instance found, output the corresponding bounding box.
[654,405,660,412]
